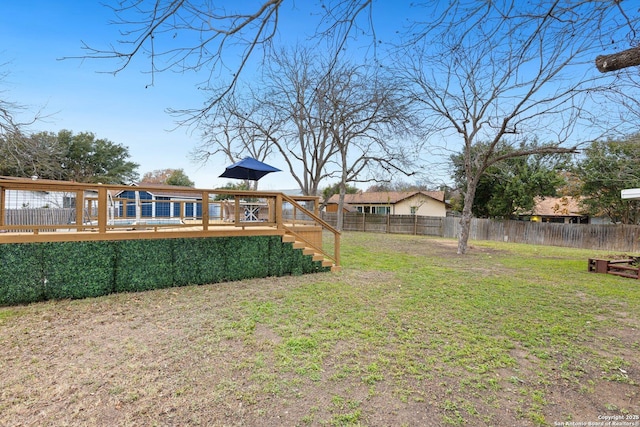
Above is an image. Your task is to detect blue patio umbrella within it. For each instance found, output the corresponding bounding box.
[219,157,281,181]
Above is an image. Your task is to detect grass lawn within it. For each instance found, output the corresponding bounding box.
[0,232,638,426]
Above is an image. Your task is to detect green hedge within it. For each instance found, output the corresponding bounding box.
[0,243,45,305]
[114,239,175,293]
[0,236,329,306]
[172,237,227,286]
[226,236,270,281]
[43,241,116,300]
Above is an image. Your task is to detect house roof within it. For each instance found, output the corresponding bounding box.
[530,196,584,217]
[326,191,445,205]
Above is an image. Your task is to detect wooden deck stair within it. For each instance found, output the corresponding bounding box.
[282,234,339,271]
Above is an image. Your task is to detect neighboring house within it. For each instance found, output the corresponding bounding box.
[114,183,204,219]
[325,191,447,217]
[521,196,590,224]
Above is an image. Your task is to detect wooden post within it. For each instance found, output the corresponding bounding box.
[0,185,4,227]
[334,232,341,268]
[75,190,84,231]
[97,186,108,233]
[234,196,241,224]
[276,194,283,229]
[202,192,209,231]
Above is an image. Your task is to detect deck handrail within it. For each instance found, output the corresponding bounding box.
[281,194,341,267]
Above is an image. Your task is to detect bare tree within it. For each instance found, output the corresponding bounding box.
[193,47,338,195]
[261,47,417,209]
[399,0,633,254]
[321,62,415,230]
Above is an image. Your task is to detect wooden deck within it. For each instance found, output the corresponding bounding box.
[0,177,340,270]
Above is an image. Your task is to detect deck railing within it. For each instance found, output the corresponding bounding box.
[0,177,340,268]
[281,194,341,267]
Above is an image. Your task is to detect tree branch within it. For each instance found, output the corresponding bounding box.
[596,46,640,73]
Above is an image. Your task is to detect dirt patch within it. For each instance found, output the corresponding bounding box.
[381,235,505,257]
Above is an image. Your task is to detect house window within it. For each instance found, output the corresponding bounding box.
[410,206,418,215]
[156,196,171,217]
[356,206,389,214]
[374,206,390,215]
[63,196,76,209]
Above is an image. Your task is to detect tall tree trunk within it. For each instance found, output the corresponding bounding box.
[336,177,347,231]
[336,190,345,231]
[457,181,478,255]
[336,151,349,232]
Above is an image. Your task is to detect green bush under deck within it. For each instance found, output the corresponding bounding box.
[0,235,329,306]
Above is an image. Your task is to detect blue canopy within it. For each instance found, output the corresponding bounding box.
[219,157,281,181]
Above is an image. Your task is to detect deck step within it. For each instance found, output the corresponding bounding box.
[282,233,339,271]
[281,234,296,243]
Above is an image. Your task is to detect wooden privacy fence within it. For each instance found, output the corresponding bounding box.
[322,212,640,252]
[5,208,76,230]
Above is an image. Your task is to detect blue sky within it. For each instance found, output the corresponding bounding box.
[1,1,411,190]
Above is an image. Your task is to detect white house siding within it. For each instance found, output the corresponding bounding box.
[394,195,447,217]
[3,190,68,209]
